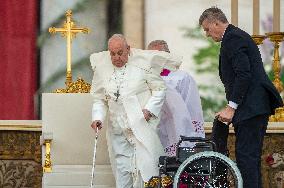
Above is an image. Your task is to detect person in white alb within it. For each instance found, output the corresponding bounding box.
[147,40,205,156]
[90,34,182,187]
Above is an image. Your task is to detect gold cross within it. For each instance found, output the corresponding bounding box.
[49,10,90,84]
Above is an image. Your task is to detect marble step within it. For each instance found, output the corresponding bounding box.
[43,186,115,188]
[43,165,115,187]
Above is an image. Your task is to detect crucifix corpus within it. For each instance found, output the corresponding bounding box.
[114,90,120,102]
[49,10,90,84]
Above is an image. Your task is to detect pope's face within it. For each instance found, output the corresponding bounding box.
[108,40,130,68]
[201,19,223,42]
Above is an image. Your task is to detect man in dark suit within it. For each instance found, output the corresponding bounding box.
[199,7,283,188]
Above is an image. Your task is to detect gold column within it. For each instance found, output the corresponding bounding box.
[43,139,52,172]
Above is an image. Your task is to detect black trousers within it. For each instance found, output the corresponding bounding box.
[211,118,229,155]
[234,114,269,188]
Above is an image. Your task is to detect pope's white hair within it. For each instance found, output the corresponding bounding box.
[108,34,128,47]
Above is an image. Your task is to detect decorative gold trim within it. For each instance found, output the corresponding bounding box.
[0,125,42,131]
[54,77,91,93]
[144,177,160,187]
[204,122,284,133]
[161,176,173,187]
[269,107,284,122]
[43,139,52,173]
[251,35,267,45]
[144,176,173,187]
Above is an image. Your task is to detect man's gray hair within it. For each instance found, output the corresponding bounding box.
[199,6,228,26]
[108,34,128,47]
[147,40,170,53]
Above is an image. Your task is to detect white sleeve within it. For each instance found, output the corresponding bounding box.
[144,69,167,117]
[90,57,108,123]
[228,101,238,109]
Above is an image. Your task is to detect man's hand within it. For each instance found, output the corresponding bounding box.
[91,120,102,133]
[216,105,235,124]
[142,109,152,121]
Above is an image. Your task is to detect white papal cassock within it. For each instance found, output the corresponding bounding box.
[90,48,181,187]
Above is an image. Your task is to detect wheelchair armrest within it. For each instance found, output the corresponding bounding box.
[180,136,210,142]
[177,136,217,152]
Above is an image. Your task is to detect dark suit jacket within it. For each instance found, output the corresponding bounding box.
[220,24,283,124]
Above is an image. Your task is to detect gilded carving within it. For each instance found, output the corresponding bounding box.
[0,131,41,162]
[43,141,52,173]
[0,131,42,187]
[270,107,284,122]
[54,77,91,93]
[0,160,42,188]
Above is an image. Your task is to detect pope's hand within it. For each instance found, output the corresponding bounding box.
[91,120,102,132]
[142,109,152,121]
[215,105,235,124]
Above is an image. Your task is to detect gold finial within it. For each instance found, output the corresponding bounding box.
[49,9,90,85]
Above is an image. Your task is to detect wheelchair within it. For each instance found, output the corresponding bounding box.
[146,136,243,188]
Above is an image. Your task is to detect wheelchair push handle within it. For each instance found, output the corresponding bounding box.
[178,136,217,151]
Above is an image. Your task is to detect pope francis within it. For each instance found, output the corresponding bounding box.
[90,34,181,187]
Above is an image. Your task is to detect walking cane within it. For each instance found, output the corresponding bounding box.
[90,127,99,188]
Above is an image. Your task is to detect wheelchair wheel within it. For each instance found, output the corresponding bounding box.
[173,151,242,188]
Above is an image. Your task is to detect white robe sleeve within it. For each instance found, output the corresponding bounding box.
[130,49,182,74]
[90,55,108,123]
[144,69,167,117]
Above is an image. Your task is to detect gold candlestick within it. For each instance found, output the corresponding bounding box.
[49,10,90,84]
[251,35,267,45]
[266,32,284,92]
[266,32,284,122]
